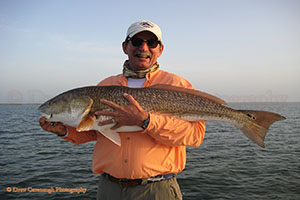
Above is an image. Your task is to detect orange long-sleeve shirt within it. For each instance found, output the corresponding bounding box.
[63,69,206,179]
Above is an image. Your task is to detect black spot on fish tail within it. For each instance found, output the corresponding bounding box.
[247,113,256,120]
[237,110,285,148]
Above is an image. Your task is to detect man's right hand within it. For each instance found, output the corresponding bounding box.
[39,117,67,137]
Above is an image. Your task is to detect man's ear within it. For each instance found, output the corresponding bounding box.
[122,42,128,55]
[158,43,164,57]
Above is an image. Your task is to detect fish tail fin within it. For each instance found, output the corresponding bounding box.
[235,110,286,148]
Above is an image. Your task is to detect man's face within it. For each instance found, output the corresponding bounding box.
[122,31,164,71]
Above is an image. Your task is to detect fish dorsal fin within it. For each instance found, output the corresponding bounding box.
[148,84,227,106]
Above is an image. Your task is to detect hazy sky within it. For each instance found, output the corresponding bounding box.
[0,0,299,103]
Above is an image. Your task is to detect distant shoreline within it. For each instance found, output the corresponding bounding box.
[0,103,40,105]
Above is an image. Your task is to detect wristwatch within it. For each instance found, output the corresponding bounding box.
[141,117,150,130]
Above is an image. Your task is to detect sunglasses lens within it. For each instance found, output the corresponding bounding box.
[147,39,159,48]
[131,38,143,47]
[130,38,159,48]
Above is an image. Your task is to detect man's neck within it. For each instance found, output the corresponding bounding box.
[122,60,159,78]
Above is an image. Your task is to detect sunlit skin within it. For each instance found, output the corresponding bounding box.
[39,31,163,135]
[39,117,67,136]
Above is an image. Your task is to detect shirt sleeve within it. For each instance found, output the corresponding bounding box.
[62,125,98,145]
[145,114,206,147]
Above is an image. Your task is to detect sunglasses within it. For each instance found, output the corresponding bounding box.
[129,38,161,48]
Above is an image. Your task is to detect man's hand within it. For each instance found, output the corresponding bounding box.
[95,93,149,130]
[39,117,67,137]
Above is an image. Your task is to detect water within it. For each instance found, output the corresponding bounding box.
[0,103,299,200]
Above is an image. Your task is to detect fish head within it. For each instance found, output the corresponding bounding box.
[38,93,93,126]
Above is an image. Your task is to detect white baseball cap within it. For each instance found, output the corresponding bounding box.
[126,20,162,41]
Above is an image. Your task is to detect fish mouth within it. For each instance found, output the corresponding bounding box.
[41,113,52,120]
[134,51,152,59]
[38,103,52,119]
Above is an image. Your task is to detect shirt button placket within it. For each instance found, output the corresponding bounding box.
[123,135,130,171]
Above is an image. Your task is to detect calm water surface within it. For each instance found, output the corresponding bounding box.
[0,103,299,199]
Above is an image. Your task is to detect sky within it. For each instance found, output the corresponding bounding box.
[0,0,299,103]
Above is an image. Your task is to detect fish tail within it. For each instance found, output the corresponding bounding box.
[235,110,286,148]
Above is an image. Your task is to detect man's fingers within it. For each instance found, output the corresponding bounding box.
[123,93,144,111]
[39,117,51,130]
[39,117,66,136]
[98,119,115,126]
[97,118,121,131]
[96,95,148,129]
[39,117,47,125]
[100,99,120,109]
[123,93,137,104]
[110,123,122,130]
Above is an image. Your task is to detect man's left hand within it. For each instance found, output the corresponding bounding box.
[95,93,149,130]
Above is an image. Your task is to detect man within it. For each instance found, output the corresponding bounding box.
[39,20,206,200]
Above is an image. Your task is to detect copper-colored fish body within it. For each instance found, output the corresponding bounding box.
[39,85,285,147]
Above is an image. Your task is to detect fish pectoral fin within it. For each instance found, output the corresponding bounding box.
[95,124,121,146]
[81,97,94,117]
[77,114,96,132]
[76,97,95,131]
